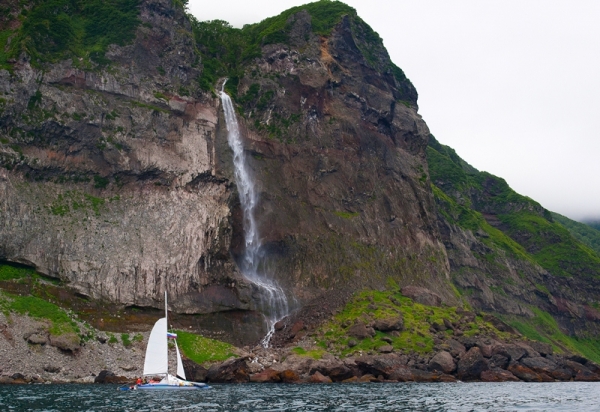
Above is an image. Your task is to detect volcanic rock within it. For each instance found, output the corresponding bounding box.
[206,357,250,383]
[401,287,443,307]
[309,371,332,383]
[373,316,404,332]
[428,351,456,374]
[480,369,520,382]
[457,347,488,380]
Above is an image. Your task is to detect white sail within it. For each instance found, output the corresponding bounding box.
[143,317,168,376]
[175,340,186,380]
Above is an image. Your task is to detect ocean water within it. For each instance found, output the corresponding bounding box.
[0,382,598,411]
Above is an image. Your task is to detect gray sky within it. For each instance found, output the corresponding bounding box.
[187,0,600,222]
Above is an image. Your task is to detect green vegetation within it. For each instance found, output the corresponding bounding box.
[499,211,600,278]
[505,307,600,365]
[0,292,77,336]
[291,346,325,359]
[190,0,411,94]
[584,220,600,231]
[49,190,107,217]
[2,0,141,68]
[0,262,36,282]
[121,333,131,347]
[553,212,600,256]
[314,289,508,358]
[242,0,358,45]
[427,135,600,279]
[175,330,237,365]
[333,210,359,219]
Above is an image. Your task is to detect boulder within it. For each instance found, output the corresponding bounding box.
[480,369,520,382]
[521,356,572,380]
[342,376,359,383]
[515,342,540,358]
[43,365,61,374]
[428,351,456,374]
[279,369,300,383]
[457,347,488,381]
[527,341,553,356]
[482,314,515,333]
[347,323,376,340]
[401,286,442,307]
[507,364,553,382]
[446,339,466,358]
[206,357,250,383]
[390,367,456,382]
[250,368,281,383]
[358,374,377,382]
[378,345,394,354]
[475,341,493,358]
[94,370,130,384]
[432,322,446,332]
[27,333,48,345]
[49,333,81,353]
[584,361,600,375]
[373,316,404,332]
[488,354,509,370]
[563,359,591,375]
[574,370,600,382]
[492,344,527,362]
[355,354,407,379]
[290,321,304,338]
[322,364,355,382]
[309,371,332,383]
[182,359,208,382]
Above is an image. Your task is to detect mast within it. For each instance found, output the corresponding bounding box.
[165,290,169,377]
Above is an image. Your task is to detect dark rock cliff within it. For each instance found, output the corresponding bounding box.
[1,0,598,346]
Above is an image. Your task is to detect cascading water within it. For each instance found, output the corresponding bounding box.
[220,82,289,347]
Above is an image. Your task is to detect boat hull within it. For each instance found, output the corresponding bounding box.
[137,383,209,390]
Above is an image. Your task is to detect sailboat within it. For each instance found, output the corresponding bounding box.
[136,291,210,390]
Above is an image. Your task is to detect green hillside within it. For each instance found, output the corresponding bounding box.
[552,213,600,257]
[584,221,600,232]
[0,0,141,69]
[427,135,600,279]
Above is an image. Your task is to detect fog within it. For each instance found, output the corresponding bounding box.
[187,0,600,222]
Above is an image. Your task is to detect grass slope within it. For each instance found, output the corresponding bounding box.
[427,136,600,279]
[310,290,511,358]
[175,330,237,365]
[504,308,600,365]
[553,212,600,256]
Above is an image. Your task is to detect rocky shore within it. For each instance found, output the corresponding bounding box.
[3,285,600,385]
[185,337,600,384]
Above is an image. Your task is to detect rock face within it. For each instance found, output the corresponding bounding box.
[2,0,600,350]
[0,0,249,322]
[0,0,456,345]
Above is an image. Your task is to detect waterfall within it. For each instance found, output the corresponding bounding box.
[220,83,289,347]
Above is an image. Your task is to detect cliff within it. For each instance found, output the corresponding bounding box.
[1,0,599,353]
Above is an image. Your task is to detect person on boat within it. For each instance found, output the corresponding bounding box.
[136,377,142,385]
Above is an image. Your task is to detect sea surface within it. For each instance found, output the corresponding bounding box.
[0,382,598,411]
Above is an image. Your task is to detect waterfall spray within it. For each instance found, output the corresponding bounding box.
[220,82,289,347]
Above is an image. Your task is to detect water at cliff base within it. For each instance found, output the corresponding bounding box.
[1,383,599,411]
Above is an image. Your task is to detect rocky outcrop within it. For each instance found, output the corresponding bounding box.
[206,357,250,383]
[94,370,130,384]
[0,0,459,348]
